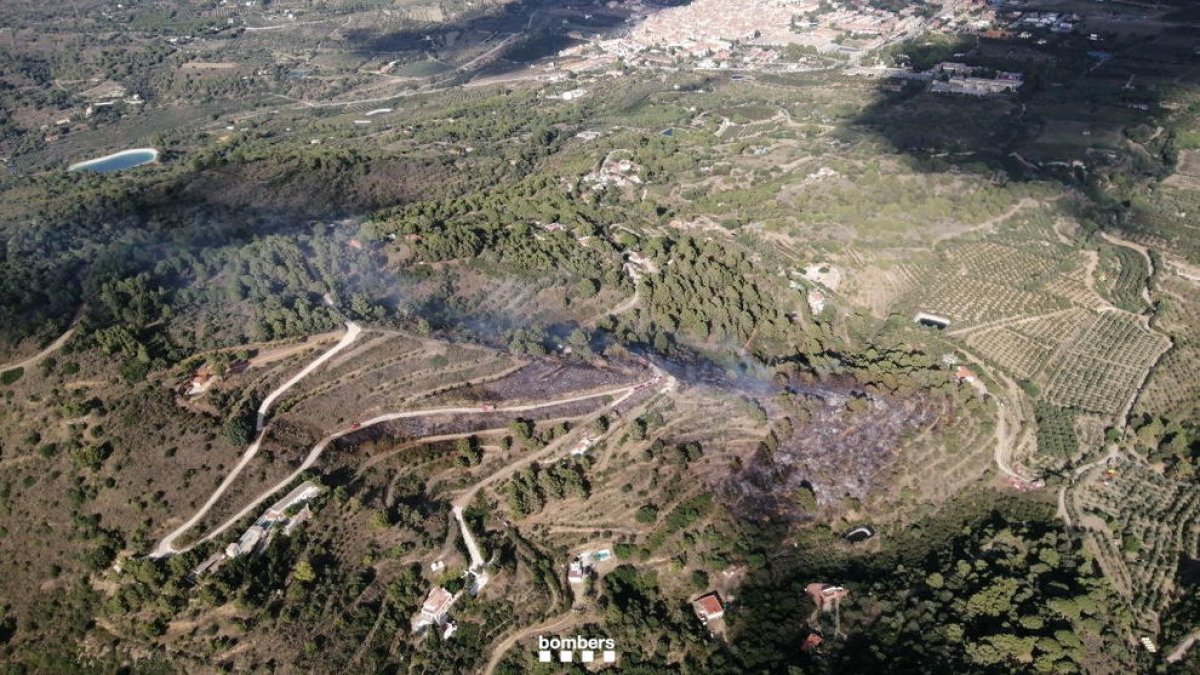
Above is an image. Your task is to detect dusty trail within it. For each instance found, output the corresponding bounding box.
[1099,231,1155,277]
[1057,446,1120,526]
[1167,629,1200,664]
[449,376,663,513]
[187,381,648,553]
[953,346,1027,481]
[150,322,362,558]
[256,323,362,429]
[0,311,81,373]
[453,504,490,593]
[607,289,640,316]
[932,197,1041,246]
[482,612,581,675]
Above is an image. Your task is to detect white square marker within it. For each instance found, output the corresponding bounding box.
[581,650,595,662]
[538,651,552,663]
[559,650,573,663]
[603,650,617,663]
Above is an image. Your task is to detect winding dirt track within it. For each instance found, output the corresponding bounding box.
[1167,629,1200,664]
[0,312,81,374]
[481,612,581,675]
[150,322,362,558]
[195,383,645,552]
[952,346,1027,481]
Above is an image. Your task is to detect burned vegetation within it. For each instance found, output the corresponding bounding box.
[702,365,957,523]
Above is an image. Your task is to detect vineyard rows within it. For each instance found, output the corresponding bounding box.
[1044,261,1108,310]
[922,277,1066,323]
[1013,307,1093,343]
[1070,313,1167,365]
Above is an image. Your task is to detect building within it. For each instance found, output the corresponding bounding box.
[692,592,725,623]
[807,289,826,315]
[568,560,586,584]
[930,77,1021,96]
[801,633,824,651]
[183,365,215,397]
[936,61,976,77]
[281,505,313,535]
[955,365,977,383]
[225,524,267,558]
[189,552,226,580]
[418,587,456,627]
[914,312,951,329]
[805,582,848,611]
[821,586,848,603]
[264,482,323,522]
[570,436,597,457]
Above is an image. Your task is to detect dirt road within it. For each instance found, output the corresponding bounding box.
[1058,445,1122,527]
[256,322,362,429]
[1167,629,1200,664]
[453,504,490,593]
[1099,231,1155,277]
[482,612,581,675]
[188,381,649,552]
[0,314,80,374]
[150,322,362,558]
[449,376,666,512]
[953,346,1028,481]
[607,289,640,316]
[932,197,1041,246]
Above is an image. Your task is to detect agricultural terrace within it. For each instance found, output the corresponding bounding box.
[875,388,996,520]
[846,203,1080,330]
[1033,403,1080,463]
[1097,244,1151,313]
[1136,272,1200,420]
[1075,460,1200,631]
[1041,313,1171,417]
[166,327,651,545]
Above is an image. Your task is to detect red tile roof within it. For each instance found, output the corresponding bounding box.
[693,592,724,619]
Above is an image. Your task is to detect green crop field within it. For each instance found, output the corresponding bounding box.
[1033,402,1079,460]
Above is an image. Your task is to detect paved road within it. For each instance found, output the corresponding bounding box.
[150,322,362,558]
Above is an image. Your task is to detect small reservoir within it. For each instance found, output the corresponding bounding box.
[68,148,159,173]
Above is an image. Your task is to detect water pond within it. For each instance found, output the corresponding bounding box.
[68,148,158,173]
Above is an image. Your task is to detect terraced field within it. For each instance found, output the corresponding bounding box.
[1014,307,1094,343]
[1041,312,1170,416]
[966,327,1052,380]
[1098,244,1151,313]
[1032,402,1079,461]
[1136,273,1200,419]
[1076,461,1200,630]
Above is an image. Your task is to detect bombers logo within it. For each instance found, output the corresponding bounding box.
[537,635,618,663]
